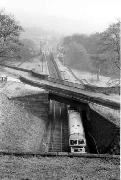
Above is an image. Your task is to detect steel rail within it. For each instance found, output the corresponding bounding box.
[0,151,119,159]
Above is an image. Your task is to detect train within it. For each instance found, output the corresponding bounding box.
[68,108,87,153]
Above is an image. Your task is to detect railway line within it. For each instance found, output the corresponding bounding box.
[0,54,120,157]
[46,53,62,80]
[46,53,69,152]
[46,53,89,154]
[0,56,120,179]
[0,151,119,159]
[44,54,120,157]
[0,62,119,109]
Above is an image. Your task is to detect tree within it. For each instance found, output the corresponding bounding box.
[90,53,109,80]
[98,21,120,70]
[0,10,23,63]
[57,21,120,79]
[18,39,38,60]
[58,38,92,72]
[90,21,120,79]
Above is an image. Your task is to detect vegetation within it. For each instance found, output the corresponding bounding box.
[18,38,38,61]
[0,10,23,62]
[0,10,120,79]
[98,21,120,70]
[58,21,120,79]
[0,10,38,65]
[57,40,92,72]
[91,21,120,79]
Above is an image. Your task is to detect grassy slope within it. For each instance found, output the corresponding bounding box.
[0,83,50,153]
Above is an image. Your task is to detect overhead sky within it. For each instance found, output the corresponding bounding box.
[0,0,121,34]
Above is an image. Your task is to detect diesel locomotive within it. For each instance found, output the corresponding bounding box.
[68,108,87,153]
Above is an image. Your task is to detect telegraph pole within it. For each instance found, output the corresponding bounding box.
[40,40,44,73]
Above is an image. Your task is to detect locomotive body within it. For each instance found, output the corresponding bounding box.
[68,109,86,153]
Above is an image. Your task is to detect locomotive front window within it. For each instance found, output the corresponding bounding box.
[70,140,77,145]
[78,139,85,145]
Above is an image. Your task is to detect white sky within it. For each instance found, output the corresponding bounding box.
[0,0,121,34]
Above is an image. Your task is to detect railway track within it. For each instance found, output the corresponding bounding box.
[0,151,119,159]
[45,53,69,152]
[45,54,120,157]
[0,54,119,180]
[46,53,62,80]
[0,54,119,156]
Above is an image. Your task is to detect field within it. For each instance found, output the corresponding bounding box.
[0,155,119,180]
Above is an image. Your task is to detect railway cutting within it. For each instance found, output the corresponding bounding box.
[0,54,120,157]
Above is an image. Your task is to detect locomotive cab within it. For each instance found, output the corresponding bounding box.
[68,108,87,153]
[69,135,86,153]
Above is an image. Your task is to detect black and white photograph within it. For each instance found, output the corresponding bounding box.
[0,0,120,179]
